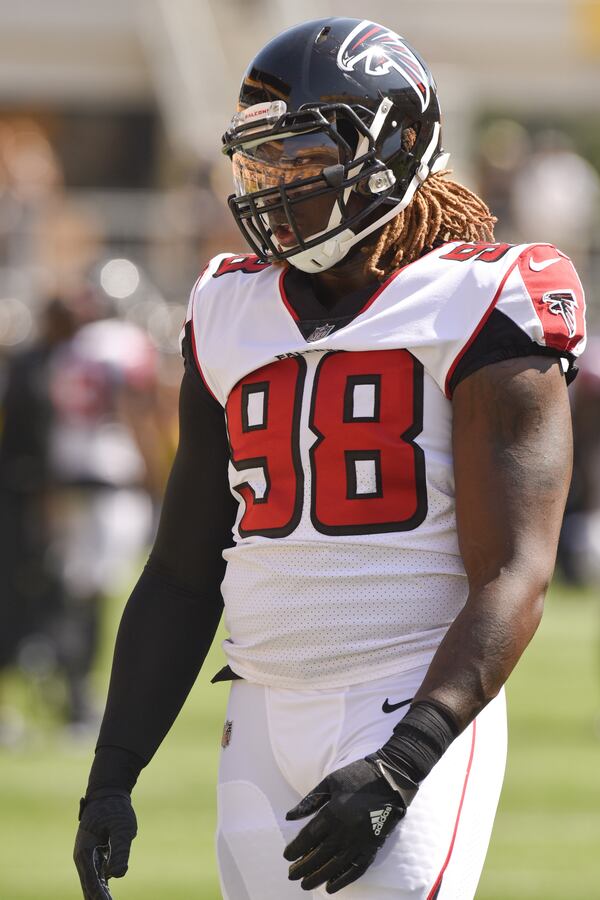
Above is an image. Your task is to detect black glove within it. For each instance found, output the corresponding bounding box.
[283,701,460,893]
[284,758,412,894]
[73,790,137,900]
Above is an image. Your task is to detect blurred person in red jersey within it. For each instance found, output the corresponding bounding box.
[0,283,166,736]
[44,282,165,733]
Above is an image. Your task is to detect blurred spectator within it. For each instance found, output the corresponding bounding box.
[476,119,532,241]
[559,335,600,585]
[0,285,167,736]
[0,296,77,741]
[45,285,165,732]
[0,118,102,300]
[510,130,600,279]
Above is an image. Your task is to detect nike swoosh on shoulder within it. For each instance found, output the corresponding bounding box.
[529,256,563,272]
[382,697,413,713]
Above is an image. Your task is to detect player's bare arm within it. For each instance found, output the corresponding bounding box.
[413,355,573,726]
[283,356,574,895]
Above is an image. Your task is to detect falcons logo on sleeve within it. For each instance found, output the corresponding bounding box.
[337,21,431,111]
[542,290,579,339]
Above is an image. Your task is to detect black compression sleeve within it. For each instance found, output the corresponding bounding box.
[87,746,145,796]
[93,559,223,762]
[150,347,237,592]
[87,366,237,795]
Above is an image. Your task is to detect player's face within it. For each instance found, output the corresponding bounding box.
[231,132,343,251]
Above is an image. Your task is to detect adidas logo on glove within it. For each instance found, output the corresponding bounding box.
[370,804,393,836]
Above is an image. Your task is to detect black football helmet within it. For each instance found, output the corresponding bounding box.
[222,18,449,273]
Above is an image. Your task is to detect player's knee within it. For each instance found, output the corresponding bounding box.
[217,780,301,899]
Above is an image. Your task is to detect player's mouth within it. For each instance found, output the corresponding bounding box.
[273,224,299,248]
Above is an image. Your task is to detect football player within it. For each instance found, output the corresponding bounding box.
[74,18,586,899]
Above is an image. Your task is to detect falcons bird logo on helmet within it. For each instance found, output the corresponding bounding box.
[337,20,431,112]
[542,290,579,339]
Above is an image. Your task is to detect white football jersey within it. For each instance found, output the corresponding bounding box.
[185,241,586,688]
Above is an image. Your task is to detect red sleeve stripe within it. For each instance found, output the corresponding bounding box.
[444,257,521,399]
[190,279,219,404]
[426,719,477,900]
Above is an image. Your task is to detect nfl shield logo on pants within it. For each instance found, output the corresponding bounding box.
[221,720,233,748]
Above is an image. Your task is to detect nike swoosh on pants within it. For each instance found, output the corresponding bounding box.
[381,697,413,713]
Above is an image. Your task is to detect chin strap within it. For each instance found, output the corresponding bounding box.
[288,119,449,274]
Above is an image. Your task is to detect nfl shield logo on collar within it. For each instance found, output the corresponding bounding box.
[307,323,335,342]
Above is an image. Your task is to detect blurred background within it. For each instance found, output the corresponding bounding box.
[0,1,599,898]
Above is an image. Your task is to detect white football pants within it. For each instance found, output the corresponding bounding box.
[216,667,507,899]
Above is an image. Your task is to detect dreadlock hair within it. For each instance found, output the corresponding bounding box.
[363,127,496,280]
[363,171,497,281]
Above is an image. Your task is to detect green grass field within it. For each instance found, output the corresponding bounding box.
[0,580,599,899]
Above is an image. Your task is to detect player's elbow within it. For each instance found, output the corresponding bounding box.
[503,561,551,640]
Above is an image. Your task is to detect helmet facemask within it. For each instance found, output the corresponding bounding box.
[223,101,423,272]
[231,130,351,253]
